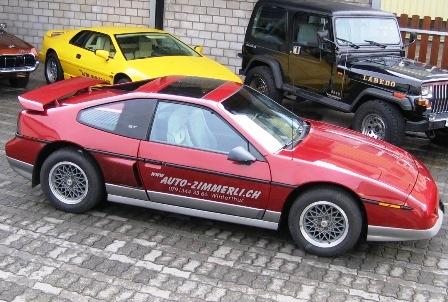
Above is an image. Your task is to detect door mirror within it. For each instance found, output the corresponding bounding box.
[95,49,110,61]
[0,23,7,31]
[317,30,337,51]
[317,29,329,40]
[405,32,417,47]
[228,146,256,165]
[194,45,204,54]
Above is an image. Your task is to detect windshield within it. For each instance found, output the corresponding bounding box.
[115,33,199,60]
[222,87,307,153]
[335,17,401,46]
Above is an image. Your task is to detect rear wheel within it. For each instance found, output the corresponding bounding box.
[288,187,362,257]
[245,66,283,103]
[353,100,405,145]
[45,52,64,83]
[115,75,131,84]
[40,148,105,213]
[9,74,30,88]
[427,128,448,146]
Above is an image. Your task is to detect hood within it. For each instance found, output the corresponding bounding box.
[344,55,448,87]
[0,31,34,54]
[294,120,419,194]
[125,56,242,83]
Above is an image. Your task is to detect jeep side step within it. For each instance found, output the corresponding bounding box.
[283,84,352,113]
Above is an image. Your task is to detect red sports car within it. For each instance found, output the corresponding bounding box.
[6,76,444,256]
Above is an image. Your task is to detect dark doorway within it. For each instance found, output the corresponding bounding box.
[155,0,164,30]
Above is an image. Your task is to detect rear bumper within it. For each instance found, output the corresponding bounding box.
[367,206,444,241]
[7,156,33,180]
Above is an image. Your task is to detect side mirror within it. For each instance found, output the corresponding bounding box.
[316,30,337,51]
[95,49,110,61]
[405,32,417,47]
[228,146,256,165]
[194,45,204,54]
[0,23,7,31]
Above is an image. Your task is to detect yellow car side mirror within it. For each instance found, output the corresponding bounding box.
[95,50,110,61]
[194,45,204,55]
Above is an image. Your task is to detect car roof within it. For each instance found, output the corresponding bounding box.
[86,26,167,35]
[256,0,394,17]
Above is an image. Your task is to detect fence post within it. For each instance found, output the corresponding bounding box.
[442,19,448,69]
[398,14,408,43]
[418,16,431,63]
[430,17,443,66]
[407,15,420,60]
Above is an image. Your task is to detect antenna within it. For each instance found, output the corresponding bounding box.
[291,79,295,161]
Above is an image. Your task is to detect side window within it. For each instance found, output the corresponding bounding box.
[150,102,248,154]
[78,99,156,140]
[81,32,116,58]
[69,30,92,47]
[250,5,287,48]
[294,13,330,48]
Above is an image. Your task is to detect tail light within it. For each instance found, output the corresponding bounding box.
[16,111,22,135]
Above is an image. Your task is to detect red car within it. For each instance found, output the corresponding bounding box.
[6,76,444,256]
[0,23,39,88]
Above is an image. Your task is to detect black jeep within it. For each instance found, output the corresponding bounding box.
[240,0,448,146]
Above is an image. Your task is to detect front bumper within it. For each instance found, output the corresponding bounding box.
[7,156,33,180]
[367,205,444,242]
[0,61,39,74]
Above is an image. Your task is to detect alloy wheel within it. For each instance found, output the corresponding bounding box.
[48,161,89,205]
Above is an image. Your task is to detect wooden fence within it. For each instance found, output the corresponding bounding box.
[398,14,448,69]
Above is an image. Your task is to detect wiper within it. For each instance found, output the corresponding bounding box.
[364,40,387,48]
[336,37,360,49]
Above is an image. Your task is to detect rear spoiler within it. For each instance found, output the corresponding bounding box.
[18,77,106,112]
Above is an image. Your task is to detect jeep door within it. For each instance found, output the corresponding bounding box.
[138,100,272,219]
[288,13,333,92]
[244,4,289,79]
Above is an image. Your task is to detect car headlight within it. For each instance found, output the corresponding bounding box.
[421,85,433,98]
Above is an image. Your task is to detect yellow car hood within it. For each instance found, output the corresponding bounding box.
[124,56,242,83]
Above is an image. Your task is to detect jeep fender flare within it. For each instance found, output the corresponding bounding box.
[244,56,284,90]
[351,88,413,112]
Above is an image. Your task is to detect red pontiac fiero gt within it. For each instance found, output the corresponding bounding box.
[6,76,444,256]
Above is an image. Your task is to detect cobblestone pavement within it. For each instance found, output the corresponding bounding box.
[0,71,447,302]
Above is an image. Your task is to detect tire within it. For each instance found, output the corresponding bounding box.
[115,75,131,84]
[352,100,405,146]
[427,128,448,146]
[40,148,105,213]
[9,74,30,88]
[288,186,362,257]
[245,66,283,103]
[45,52,64,84]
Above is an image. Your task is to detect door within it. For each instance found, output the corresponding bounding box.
[67,31,119,83]
[288,13,333,92]
[138,101,272,219]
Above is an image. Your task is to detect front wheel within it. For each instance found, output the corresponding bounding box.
[353,100,405,146]
[427,128,448,146]
[288,187,362,257]
[45,52,64,83]
[245,66,283,104]
[9,74,30,88]
[40,148,105,213]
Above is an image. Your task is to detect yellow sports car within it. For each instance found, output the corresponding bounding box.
[38,27,241,84]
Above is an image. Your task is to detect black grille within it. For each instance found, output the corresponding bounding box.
[432,82,448,114]
[0,54,36,69]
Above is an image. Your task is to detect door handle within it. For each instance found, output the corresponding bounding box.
[76,54,81,59]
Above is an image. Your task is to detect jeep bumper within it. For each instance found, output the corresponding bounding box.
[406,119,447,132]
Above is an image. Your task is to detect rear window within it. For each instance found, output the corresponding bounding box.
[78,99,156,140]
[250,5,287,48]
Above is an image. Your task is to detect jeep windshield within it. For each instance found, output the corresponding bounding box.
[115,33,199,60]
[335,17,401,47]
[222,87,307,153]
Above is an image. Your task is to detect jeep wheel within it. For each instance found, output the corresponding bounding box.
[353,100,405,145]
[427,129,448,146]
[288,186,362,257]
[245,66,283,103]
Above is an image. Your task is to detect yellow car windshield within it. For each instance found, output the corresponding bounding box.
[115,33,199,60]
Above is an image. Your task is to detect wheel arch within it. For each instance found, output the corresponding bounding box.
[244,56,284,89]
[278,181,368,239]
[32,141,103,188]
[351,88,412,112]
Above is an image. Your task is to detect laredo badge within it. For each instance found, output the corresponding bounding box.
[362,75,396,87]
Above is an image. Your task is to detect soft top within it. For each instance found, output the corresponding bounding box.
[256,0,394,17]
